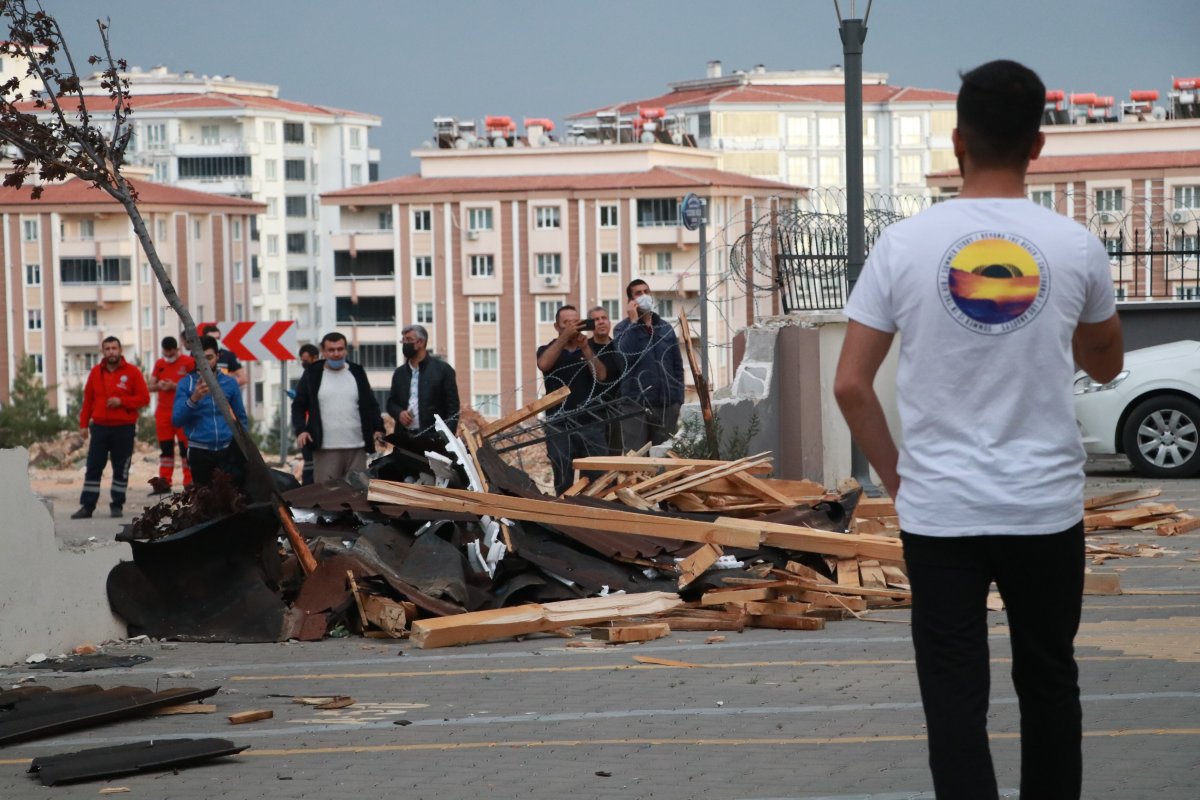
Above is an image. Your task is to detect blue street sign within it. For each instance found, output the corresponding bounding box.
[681,192,704,231]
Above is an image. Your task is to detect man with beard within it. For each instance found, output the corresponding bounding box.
[148,336,195,493]
[72,337,150,518]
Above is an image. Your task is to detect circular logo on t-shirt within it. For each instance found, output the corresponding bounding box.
[938,232,1050,334]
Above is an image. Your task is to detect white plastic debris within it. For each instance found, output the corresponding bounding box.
[713,555,745,570]
[598,586,626,597]
[642,568,659,579]
[24,653,46,664]
[289,508,317,524]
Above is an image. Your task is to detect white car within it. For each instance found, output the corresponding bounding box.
[1074,340,1200,479]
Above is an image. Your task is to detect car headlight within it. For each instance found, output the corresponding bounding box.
[1073,370,1129,395]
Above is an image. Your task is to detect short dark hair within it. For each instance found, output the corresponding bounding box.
[321,331,347,347]
[201,324,220,335]
[102,335,121,348]
[625,279,649,300]
[299,343,320,359]
[199,335,219,355]
[956,60,1046,169]
[554,304,577,325]
[161,336,178,350]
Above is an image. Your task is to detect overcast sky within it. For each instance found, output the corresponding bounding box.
[46,0,1200,178]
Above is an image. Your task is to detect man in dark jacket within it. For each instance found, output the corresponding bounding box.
[613,279,685,448]
[292,332,385,483]
[386,324,460,449]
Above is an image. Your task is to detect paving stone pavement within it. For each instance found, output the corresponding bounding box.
[1,460,1197,799]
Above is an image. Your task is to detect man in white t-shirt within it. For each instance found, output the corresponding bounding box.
[291,332,385,483]
[835,60,1123,799]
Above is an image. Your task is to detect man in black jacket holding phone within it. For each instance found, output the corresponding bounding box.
[386,324,460,450]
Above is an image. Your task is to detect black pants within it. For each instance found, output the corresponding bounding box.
[187,445,247,490]
[546,414,607,495]
[301,442,315,486]
[618,400,681,453]
[80,424,135,510]
[902,523,1085,800]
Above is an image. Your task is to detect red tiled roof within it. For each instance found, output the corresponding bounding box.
[323,166,798,200]
[928,150,1200,179]
[570,82,956,119]
[0,177,265,209]
[15,92,378,121]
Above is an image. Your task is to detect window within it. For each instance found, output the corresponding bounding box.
[536,253,561,276]
[267,272,281,293]
[602,299,620,319]
[599,205,619,227]
[141,306,151,328]
[285,195,307,218]
[24,263,40,286]
[472,301,497,323]
[287,269,308,290]
[195,261,204,283]
[468,207,493,231]
[251,255,260,279]
[146,123,168,149]
[655,298,675,319]
[786,116,809,147]
[232,219,242,240]
[378,210,393,230]
[267,198,279,218]
[286,233,307,254]
[82,308,98,328]
[898,154,922,185]
[284,159,306,181]
[655,251,673,273]
[31,353,43,375]
[176,156,251,179]
[350,164,363,186]
[470,254,495,278]
[818,117,841,147]
[473,394,501,417]
[79,219,95,240]
[267,235,279,256]
[787,157,810,186]
[862,116,877,146]
[233,260,243,282]
[349,128,362,149]
[265,159,278,180]
[1096,188,1124,213]
[263,121,277,144]
[414,255,433,278]
[196,304,205,322]
[415,302,434,324]
[156,219,168,241]
[1177,234,1198,262]
[1175,185,1200,209]
[1031,190,1055,209]
[193,220,203,239]
[234,302,244,321]
[60,257,130,284]
[283,122,305,144]
[22,219,38,241]
[413,209,432,231]
[351,343,396,370]
[898,115,923,147]
[141,263,150,284]
[600,252,619,274]
[200,124,220,145]
[27,308,42,330]
[153,161,169,182]
[538,300,558,323]
[862,154,877,186]
[819,155,841,185]
[254,382,265,404]
[535,206,561,229]
[636,198,678,227]
[473,348,498,370]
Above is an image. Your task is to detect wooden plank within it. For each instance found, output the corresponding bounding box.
[879,565,909,588]
[678,310,718,451]
[615,487,657,511]
[362,595,408,638]
[633,655,701,668]
[858,560,887,589]
[346,571,370,632]
[663,617,745,632]
[1083,572,1122,596]
[643,455,774,502]
[153,703,217,716]
[784,561,835,583]
[228,710,273,725]
[572,455,773,474]
[746,614,825,631]
[689,475,824,501]
[772,571,913,599]
[410,591,683,648]
[836,558,861,587]
[480,386,570,438]
[728,471,795,505]
[627,464,696,496]
[1085,504,1178,529]
[699,587,776,606]
[1084,487,1163,510]
[315,696,356,710]
[804,607,854,621]
[741,600,814,616]
[1158,516,1200,536]
[581,470,621,498]
[589,623,671,643]
[853,497,897,518]
[562,477,591,497]
[678,542,723,589]
[462,428,490,492]
[793,592,868,612]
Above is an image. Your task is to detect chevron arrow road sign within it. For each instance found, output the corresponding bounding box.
[214,321,297,361]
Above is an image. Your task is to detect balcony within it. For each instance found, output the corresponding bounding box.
[636,224,698,247]
[330,231,393,252]
[175,176,261,196]
[60,327,105,348]
[59,282,135,304]
[173,138,260,157]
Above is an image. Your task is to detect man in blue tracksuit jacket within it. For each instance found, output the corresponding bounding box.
[173,335,250,488]
[613,279,685,449]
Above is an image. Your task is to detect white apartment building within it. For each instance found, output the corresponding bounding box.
[568,62,958,202]
[53,66,383,415]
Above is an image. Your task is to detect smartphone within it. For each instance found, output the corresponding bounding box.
[580,318,597,331]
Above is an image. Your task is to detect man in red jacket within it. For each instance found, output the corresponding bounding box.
[72,336,150,519]
[149,336,195,492]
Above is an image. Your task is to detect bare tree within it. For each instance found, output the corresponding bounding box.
[0,1,316,570]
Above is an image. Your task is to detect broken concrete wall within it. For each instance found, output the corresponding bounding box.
[0,448,126,664]
[683,313,901,487]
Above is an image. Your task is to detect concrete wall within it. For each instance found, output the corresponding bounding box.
[0,448,126,665]
[1117,302,1200,352]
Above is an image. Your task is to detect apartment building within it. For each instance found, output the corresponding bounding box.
[321,138,799,419]
[568,62,958,200]
[0,177,262,412]
[19,65,383,415]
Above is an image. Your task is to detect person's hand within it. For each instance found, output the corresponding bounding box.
[80,426,90,440]
[372,432,386,450]
[161,379,176,391]
[106,397,121,408]
[557,319,585,346]
[296,432,312,448]
[398,410,414,427]
[190,380,210,403]
[625,299,639,322]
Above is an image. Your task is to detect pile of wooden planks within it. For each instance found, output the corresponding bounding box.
[1084,488,1199,536]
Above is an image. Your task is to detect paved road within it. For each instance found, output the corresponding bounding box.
[2,461,1197,799]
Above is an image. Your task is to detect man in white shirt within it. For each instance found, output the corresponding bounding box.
[291,332,385,483]
[835,60,1123,799]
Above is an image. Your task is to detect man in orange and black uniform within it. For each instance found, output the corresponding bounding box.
[72,336,150,519]
[148,336,195,493]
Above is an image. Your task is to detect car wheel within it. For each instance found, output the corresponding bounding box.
[1121,395,1200,479]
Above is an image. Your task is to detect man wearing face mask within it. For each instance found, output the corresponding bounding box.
[386,324,460,450]
[149,336,195,493]
[612,278,684,448]
[291,332,385,483]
